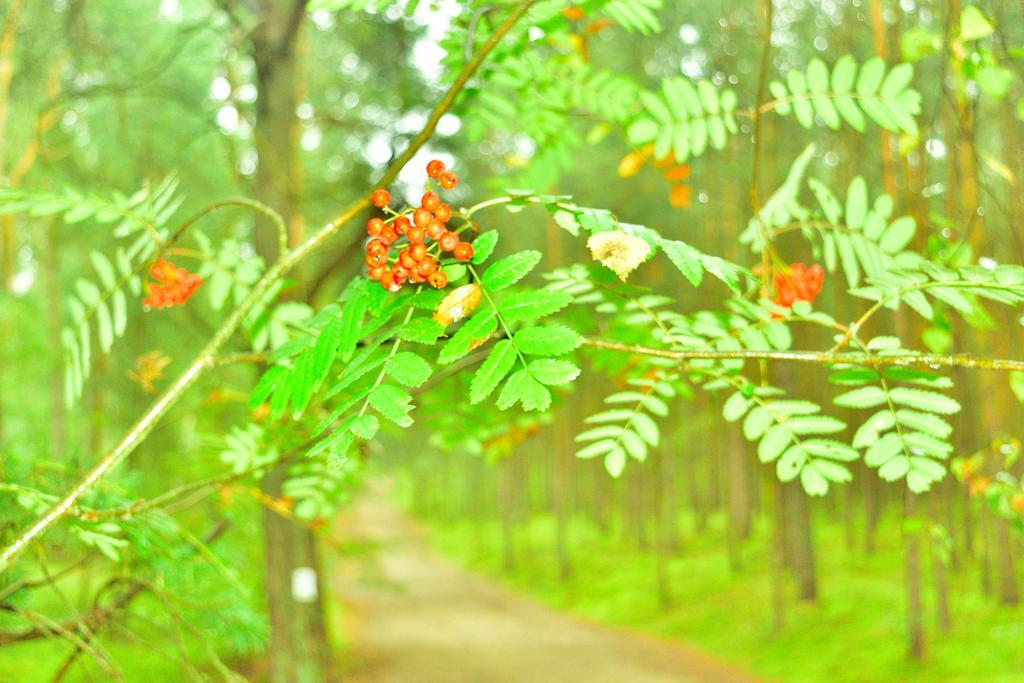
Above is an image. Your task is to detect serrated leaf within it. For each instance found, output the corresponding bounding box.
[470,231,499,263]
[470,340,517,404]
[482,250,542,290]
[834,385,888,409]
[400,317,445,344]
[514,324,582,356]
[758,425,790,463]
[350,415,380,440]
[501,289,573,322]
[437,310,497,364]
[889,387,961,415]
[528,359,580,386]
[368,383,414,427]
[722,391,750,422]
[386,351,432,388]
[800,462,830,496]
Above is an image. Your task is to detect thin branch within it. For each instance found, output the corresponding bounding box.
[582,337,1024,372]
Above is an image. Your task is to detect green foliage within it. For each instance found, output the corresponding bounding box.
[829,337,959,493]
[742,146,922,288]
[725,383,852,496]
[577,371,675,477]
[767,56,921,134]
[448,237,582,411]
[626,77,739,162]
[0,178,183,405]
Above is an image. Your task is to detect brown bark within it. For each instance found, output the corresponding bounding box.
[250,3,330,681]
[790,484,817,602]
[904,489,925,660]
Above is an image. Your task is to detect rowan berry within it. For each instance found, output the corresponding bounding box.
[399,249,418,270]
[426,159,446,179]
[438,230,459,252]
[410,243,428,261]
[772,262,824,308]
[366,252,387,267]
[394,265,410,281]
[421,191,441,212]
[426,220,445,240]
[393,216,411,234]
[410,270,427,283]
[453,242,474,262]
[380,226,399,244]
[428,270,448,289]
[380,270,399,291]
[406,226,426,244]
[366,238,388,256]
[440,172,458,190]
[434,203,452,222]
[366,217,384,237]
[416,258,438,277]
[413,208,433,228]
[368,265,386,281]
[370,188,390,208]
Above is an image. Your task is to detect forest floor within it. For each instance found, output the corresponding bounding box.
[330,482,760,683]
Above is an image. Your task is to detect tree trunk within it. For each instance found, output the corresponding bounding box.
[770,476,786,632]
[929,500,951,634]
[904,488,925,660]
[726,425,749,571]
[251,3,330,681]
[790,484,817,602]
[553,411,573,580]
[262,467,330,683]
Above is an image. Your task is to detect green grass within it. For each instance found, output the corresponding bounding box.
[420,508,1024,683]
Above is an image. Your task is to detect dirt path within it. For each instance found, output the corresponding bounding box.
[331,485,760,683]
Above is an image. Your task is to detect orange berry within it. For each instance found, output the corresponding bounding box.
[426,159,446,178]
[453,242,474,262]
[413,208,433,228]
[410,243,428,261]
[393,216,411,234]
[416,258,438,277]
[434,203,452,222]
[421,191,441,212]
[380,226,399,244]
[440,172,458,190]
[366,217,384,236]
[368,265,386,281]
[428,270,448,289]
[366,252,387,267]
[380,270,398,291]
[370,188,390,208]
[438,230,459,252]
[400,249,418,270]
[406,226,426,244]
[426,220,445,240]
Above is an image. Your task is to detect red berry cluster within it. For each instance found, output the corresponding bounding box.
[364,159,471,292]
[143,259,202,309]
[772,263,824,308]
